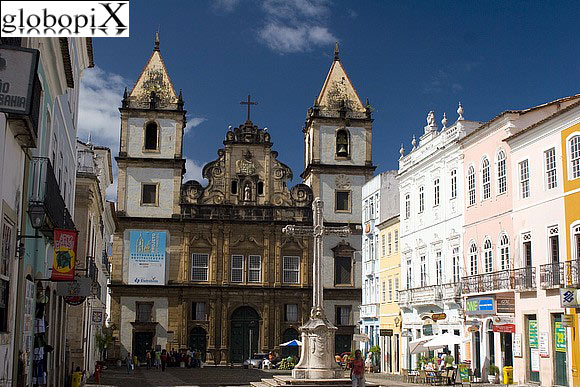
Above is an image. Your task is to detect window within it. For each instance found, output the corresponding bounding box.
[136,302,153,323]
[382,281,386,302]
[405,194,411,219]
[545,148,557,189]
[575,226,580,260]
[388,279,393,302]
[285,304,298,322]
[394,230,399,253]
[248,255,262,282]
[388,233,392,255]
[231,180,238,194]
[144,122,158,150]
[482,157,491,200]
[335,190,351,212]
[450,170,457,199]
[394,277,399,301]
[334,256,352,285]
[370,198,374,218]
[469,243,478,276]
[500,235,510,270]
[1,219,14,332]
[142,183,158,205]
[191,253,209,281]
[420,255,427,287]
[435,251,442,285]
[452,247,460,283]
[434,178,440,206]
[549,234,559,263]
[370,240,374,260]
[231,255,244,282]
[418,186,424,213]
[520,160,530,198]
[406,259,412,288]
[381,234,386,256]
[483,239,493,273]
[497,150,507,194]
[570,135,580,179]
[523,239,532,267]
[468,166,476,206]
[336,306,351,326]
[283,256,300,284]
[192,302,206,320]
[336,129,349,157]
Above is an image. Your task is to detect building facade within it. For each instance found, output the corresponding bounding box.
[301,45,375,354]
[399,107,480,370]
[109,37,316,364]
[0,37,92,386]
[378,214,402,374]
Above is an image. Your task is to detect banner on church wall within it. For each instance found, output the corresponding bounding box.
[128,230,166,285]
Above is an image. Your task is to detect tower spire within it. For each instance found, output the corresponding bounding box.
[334,42,340,61]
[154,30,160,51]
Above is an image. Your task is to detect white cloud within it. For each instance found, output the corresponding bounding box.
[184,115,207,134]
[213,0,241,13]
[184,159,207,184]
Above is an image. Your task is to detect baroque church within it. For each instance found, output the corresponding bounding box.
[109,36,374,364]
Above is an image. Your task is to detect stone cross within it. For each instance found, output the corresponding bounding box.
[240,94,257,122]
[282,198,350,379]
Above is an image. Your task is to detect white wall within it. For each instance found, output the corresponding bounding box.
[127,118,177,158]
[319,125,366,165]
[125,167,175,218]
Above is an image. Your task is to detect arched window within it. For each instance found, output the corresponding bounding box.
[482,157,491,200]
[497,150,507,194]
[469,243,478,276]
[467,166,476,206]
[499,234,510,270]
[144,122,158,150]
[570,135,580,179]
[336,129,349,157]
[483,239,493,273]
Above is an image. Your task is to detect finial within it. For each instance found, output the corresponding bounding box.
[334,42,340,61]
[313,96,319,107]
[87,132,92,145]
[123,87,128,99]
[154,30,160,51]
[427,111,436,127]
[457,102,464,120]
[264,127,268,132]
[411,135,417,150]
[177,89,184,110]
[442,112,448,128]
[228,125,232,130]
[365,97,370,108]
[399,143,405,159]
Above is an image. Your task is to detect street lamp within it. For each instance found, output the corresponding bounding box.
[27,204,46,230]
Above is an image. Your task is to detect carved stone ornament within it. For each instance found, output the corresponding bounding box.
[181,180,203,204]
[335,174,351,189]
[236,151,256,175]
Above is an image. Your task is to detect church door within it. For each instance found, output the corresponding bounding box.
[230,306,260,363]
[133,332,154,362]
[188,327,207,361]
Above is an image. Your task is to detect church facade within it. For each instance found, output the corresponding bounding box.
[109,36,316,364]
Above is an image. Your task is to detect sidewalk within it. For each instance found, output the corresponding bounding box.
[364,372,531,387]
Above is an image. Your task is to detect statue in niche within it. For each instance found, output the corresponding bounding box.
[244,183,252,201]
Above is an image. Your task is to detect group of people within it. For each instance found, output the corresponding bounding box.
[125,348,203,374]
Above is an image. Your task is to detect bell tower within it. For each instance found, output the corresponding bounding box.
[116,32,186,218]
[302,43,375,223]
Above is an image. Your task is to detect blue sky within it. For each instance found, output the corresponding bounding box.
[78,0,580,196]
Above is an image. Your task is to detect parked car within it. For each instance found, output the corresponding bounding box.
[243,353,268,369]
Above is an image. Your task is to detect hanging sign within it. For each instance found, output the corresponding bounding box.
[55,277,91,297]
[493,324,515,333]
[560,288,580,308]
[554,322,566,352]
[51,229,78,281]
[0,46,39,115]
[91,309,105,325]
[539,332,549,358]
[562,314,574,328]
[465,296,495,315]
[64,296,86,306]
[513,333,522,357]
[530,348,540,372]
[528,320,538,348]
[431,313,447,321]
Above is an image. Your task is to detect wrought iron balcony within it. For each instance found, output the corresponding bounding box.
[398,284,443,308]
[461,270,515,294]
[513,266,536,292]
[540,260,580,289]
[360,303,379,319]
[28,157,75,234]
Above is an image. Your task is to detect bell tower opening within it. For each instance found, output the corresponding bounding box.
[336,128,350,158]
[144,121,158,150]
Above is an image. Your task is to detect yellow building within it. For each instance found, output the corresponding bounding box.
[561,101,580,387]
[378,215,402,374]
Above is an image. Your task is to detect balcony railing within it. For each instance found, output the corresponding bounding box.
[398,284,443,308]
[540,260,580,289]
[29,157,75,233]
[360,303,379,319]
[442,282,462,301]
[513,266,536,292]
[461,270,514,294]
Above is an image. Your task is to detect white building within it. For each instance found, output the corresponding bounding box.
[398,107,480,369]
[360,171,398,353]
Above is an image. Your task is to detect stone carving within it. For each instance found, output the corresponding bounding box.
[427,111,436,126]
[236,150,256,175]
[335,174,351,189]
[243,183,252,201]
[290,184,313,207]
[181,180,203,204]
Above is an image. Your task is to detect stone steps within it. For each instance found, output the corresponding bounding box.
[250,375,378,387]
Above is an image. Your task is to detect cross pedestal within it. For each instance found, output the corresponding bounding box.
[282,198,350,380]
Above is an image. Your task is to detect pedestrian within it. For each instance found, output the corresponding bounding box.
[161,349,167,372]
[155,350,161,369]
[350,349,365,387]
[125,352,132,375]
[71,366,85,387]
[146,350,152,369]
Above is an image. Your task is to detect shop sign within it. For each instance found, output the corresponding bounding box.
[431,313,447,321]
[495,293,515,314]
[466,296,495,316]
[467,326,479,333]
[55,277,91,297]
[554,322,566,352]
[91,309,104,325]
[128,230,167,285]
[0,46,39,115]
[493,315,514,325]
[51,229,78,281]
[562,314,574,328]
[380,329,393,336]
[513,333,522,357]
[560,288,580,308]
[530,348,540,372]
[492,324,515,333]
[528,320,538,348]
[64,296,86,306]
[539,332,549,358]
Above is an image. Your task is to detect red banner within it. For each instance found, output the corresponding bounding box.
[493,324,516,333]
[51,229,78,281]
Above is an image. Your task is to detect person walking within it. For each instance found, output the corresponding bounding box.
[350,350,365,387]
[161,349,167,372]
[155,350,161,369]
[125,352,132,375]
[146,350,152,369]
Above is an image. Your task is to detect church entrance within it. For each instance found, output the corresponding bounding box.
[133,331,154,362]
[281,328,299,358]
[188,327,207,361]
[230,306,260,363]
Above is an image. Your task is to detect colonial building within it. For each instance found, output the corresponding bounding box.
[302,44,375,354]
[109,35,315,364]
[398,107,480,369]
